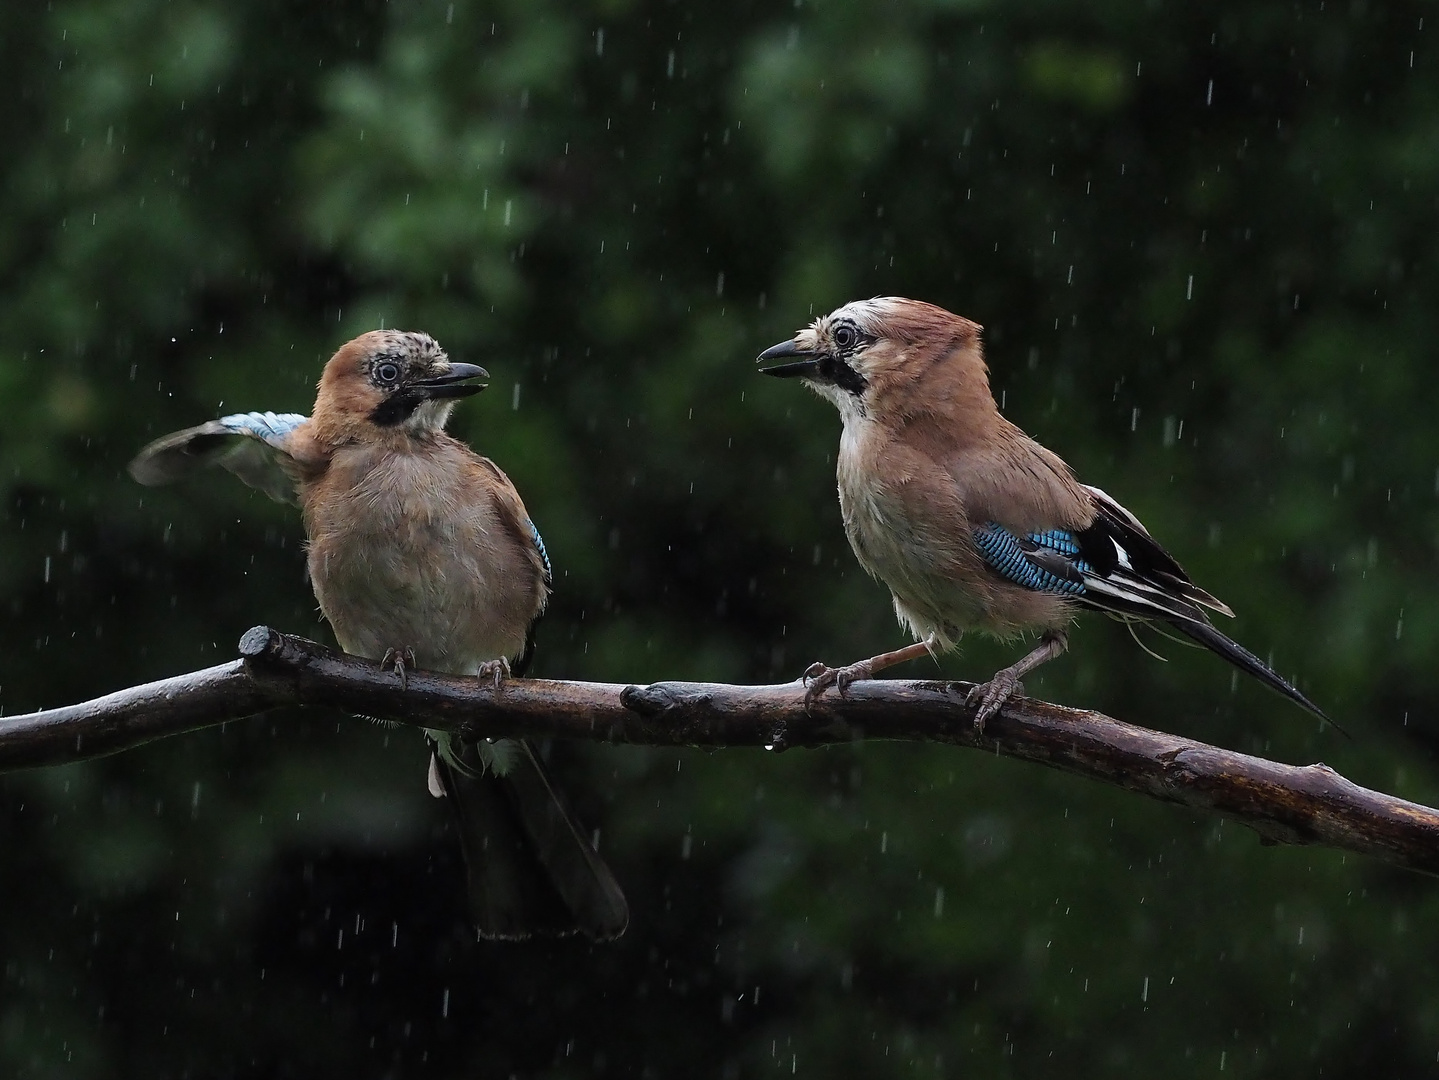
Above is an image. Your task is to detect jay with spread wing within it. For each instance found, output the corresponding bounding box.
[131,330,628,940]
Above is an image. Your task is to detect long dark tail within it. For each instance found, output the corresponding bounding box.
[438,738,629,941]
[1165,617,1341,731]
[1066,486,1340,733]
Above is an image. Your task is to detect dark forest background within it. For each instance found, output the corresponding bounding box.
[3,0,1438,1076]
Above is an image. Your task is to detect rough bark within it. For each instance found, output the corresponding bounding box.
[1,626,1432,874]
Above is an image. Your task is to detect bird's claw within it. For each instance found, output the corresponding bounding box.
[476,657,511,691]
[801,659,874,707]
[382,646,417,691]
[966,672,1024,732]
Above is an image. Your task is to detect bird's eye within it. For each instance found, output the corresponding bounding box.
[374,361,401,385]
[833,325,857,349]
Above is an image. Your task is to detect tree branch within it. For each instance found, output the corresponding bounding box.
[1,626,1432,874]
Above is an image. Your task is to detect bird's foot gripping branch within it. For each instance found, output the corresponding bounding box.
[0,627,1436,879]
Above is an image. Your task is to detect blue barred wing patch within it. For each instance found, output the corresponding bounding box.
[526,518,552,584]
[219,411,309,447]
[973,523,1090,596]
[1028,528,1082,557]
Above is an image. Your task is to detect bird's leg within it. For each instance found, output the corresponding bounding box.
[476,656,512,691]
[381,646,417,691]
[804,635,938,706]
[967,630,1069,732]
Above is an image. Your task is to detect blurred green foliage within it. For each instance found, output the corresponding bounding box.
[2,0,1437,1075]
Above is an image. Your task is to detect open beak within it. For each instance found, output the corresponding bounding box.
[414,362,489,399]
[757,339,820,378]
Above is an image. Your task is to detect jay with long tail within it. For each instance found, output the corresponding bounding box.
[758,297,1332,730]
[129,330,628,940]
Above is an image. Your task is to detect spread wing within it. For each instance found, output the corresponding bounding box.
[128,411,311,505]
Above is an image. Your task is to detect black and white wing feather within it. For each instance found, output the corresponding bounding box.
[1070,485,1234,623]
[128,411,310,505]
[972,485,1328,722]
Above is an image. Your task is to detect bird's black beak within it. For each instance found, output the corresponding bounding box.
[414,362,489,399]
[757,339,820,378]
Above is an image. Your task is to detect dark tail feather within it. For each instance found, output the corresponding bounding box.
[1167,618,1346,736]
[440,739,629,941]
[503,741,630,938]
